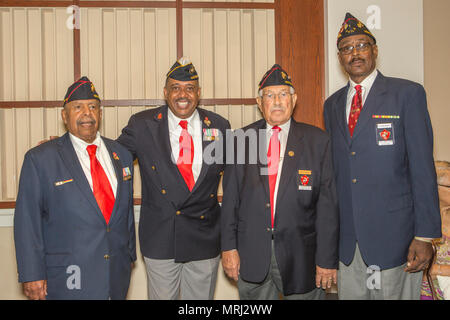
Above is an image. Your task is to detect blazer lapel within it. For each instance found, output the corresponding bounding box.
[334,84,352,145]
[276,121,304,205]
[351,72,387,141]
[146,106,190,193]
[57,133,106,224]
[256,121,271,201]
[190,109,214,194]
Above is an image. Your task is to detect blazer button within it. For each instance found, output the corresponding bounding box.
[104,254,110,260]
[152,165,156,170]
[176,211,181,215]
[266,203,271,208]
[161,189,166,194]
[106,227,110,232]
[352,179,357,184]
[200,215,205,220]
[210,194,215,198]
[351,152,356,156]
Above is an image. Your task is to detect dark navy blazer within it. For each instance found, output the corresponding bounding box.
[117,106,230,262]
[14,133,136,299]
[324,71,441,270]
[221,119,339,295]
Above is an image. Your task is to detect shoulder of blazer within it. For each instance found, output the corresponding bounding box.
[381,73,425,93]
[324,84,349,106]
[291,119,330,142]
[240,119,266,132]
[25,133,69,161]
[131,105,167,123]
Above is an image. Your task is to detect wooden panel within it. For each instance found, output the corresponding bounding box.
[275,0,325,129]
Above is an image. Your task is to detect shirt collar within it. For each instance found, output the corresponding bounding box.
[168,108,199,129]
[349,69,378,90]
[266,118,291,134]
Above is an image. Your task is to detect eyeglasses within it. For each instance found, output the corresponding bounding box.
[262,91,291,101]
[338,42,372,55]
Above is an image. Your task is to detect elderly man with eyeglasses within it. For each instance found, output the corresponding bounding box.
[221,64,339,300]
[323,13,441,300]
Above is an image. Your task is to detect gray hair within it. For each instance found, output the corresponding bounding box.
[258,86,295,97]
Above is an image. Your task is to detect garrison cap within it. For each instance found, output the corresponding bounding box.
[63,76,100,106]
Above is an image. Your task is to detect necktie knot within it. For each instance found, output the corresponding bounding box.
[179,120,188,130]
[355,84,362,93]
[86,144,97,158]
[272,126,281,134]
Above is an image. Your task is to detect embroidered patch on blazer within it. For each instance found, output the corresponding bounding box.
[54,179,73,187]
[376,123,395,146]
[122,167,132,181]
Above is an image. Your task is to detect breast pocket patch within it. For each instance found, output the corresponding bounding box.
[297,170,312,191]
[376,123,395,146]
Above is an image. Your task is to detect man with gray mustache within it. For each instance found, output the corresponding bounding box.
[221,64,339,299]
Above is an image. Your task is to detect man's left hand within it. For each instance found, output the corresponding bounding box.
[404,239,433,273]
[316,266,337,289]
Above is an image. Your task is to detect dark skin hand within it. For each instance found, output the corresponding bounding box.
[404,239,434,273]
[23,280,47,300]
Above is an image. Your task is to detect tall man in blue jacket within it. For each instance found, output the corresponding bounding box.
[14,77,136,299]
[323,13,442,299]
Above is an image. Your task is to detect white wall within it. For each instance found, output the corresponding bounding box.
[325,0,424,96]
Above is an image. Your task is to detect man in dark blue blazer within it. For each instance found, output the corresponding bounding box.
[324,13,441,299]
[14,77,136,300]
[117,58,231,299]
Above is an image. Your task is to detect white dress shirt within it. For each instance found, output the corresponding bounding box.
[346,69,378,123]
[265,119,291,220]
[167,108,203,182]
[70,131,117,197]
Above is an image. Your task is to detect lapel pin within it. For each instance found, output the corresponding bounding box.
[204,117,211,127]
[156,113,163,120]
[113,152,120,160]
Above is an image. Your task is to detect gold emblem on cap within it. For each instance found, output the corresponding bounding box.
[281,72,287,80]
[288,151,295,157]
[190,66,195,74]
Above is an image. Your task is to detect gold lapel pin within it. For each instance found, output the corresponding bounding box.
[288,151,295,157]
[204,117,211,127]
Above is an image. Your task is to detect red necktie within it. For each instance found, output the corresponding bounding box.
[267,126,281,229]
[177,120,195,191]
[348,84,362,137]
[86,145,115,224]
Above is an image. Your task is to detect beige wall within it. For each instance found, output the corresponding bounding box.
[424,0,450,162]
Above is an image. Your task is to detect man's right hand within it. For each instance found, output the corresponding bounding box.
[222,249,240,281]
[23,280,47,300]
